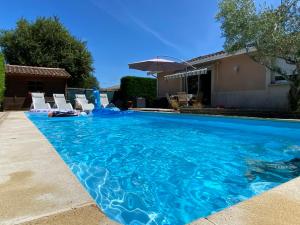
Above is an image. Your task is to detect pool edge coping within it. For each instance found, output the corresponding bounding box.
[134,109,300,123]
[189,172,300,225]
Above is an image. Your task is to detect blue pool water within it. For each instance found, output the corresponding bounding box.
[27,112,300,225]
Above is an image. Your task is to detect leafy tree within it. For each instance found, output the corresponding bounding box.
[216,0,300,111]
[80,75,99,89]
[0,17,99,88]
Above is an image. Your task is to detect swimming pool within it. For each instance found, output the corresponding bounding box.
[27,112,300,225]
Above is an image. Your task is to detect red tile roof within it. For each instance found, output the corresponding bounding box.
[188,51,226,63]
[5,65,71,78]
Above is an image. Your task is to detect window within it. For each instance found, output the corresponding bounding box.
[271,71,287,84]
[27,81,44,92]
[187,75,199,94]
[270,59,296,84]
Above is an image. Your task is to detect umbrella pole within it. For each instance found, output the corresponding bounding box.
[185,67,188,94]
[197,74,200,97]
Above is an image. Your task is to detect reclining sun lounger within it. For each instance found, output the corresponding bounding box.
[75,94,95,112]
[30,93,51,112]
[100,93,115,108]
[53,94,74,111]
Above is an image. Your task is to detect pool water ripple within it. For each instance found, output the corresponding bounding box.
[28,112,300,225]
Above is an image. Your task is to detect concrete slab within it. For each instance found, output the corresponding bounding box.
[195,177,300,225]
[0,112,117,225]
[20,204,118,225]
[189,218,215,225]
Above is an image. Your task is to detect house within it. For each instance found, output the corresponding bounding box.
[157,50,295,110]
[4,65,71,110]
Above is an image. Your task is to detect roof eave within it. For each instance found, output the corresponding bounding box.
[5,72,71,79]
[190,48,257,66]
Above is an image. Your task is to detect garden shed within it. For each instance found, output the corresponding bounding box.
[4,65,70,110]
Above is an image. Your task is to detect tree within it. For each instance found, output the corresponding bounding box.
[0,17,99,88]
[80,75,99,89]
[216,0,300,111]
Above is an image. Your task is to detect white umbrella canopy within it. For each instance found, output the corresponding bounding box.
[128,58,187,72]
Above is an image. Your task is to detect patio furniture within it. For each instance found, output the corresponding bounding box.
[177,92,189,106]
[75,94,94,112]
[30,93,51,111]
[53,94,74,111]
[100,93,115,108]
[136,97,146,108]
[100,93,109,108]
[166,93,179,110]
[190,99,203,108]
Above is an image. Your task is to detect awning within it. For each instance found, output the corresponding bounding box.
[164,68,208,80]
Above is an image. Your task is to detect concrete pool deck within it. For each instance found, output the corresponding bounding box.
[0,112,117,225]
[1,111,300,225]
[191,176,300,225]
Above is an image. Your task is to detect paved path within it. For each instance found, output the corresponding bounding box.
[0,112,117,225]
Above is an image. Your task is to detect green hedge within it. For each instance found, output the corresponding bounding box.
[0,54,4,105]
[120,76,156,105]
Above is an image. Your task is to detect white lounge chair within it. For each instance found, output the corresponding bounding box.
[75,94,94,112]
[53,94,74,111]
[30,93,51,112]
[100,93,115,108]
[100,93,109,108]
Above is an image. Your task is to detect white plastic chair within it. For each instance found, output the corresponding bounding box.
[75,94,94,112]
[53,94,74,111]
[100,93,109,108]
[30,93,51,111]
[100,93,116,108]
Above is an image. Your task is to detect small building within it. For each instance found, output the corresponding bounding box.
[158,50,296,110]
[4,65,71,110]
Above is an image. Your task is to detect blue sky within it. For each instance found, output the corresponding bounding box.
[1,0,281,87]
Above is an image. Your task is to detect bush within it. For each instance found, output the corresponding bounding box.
[0,54,4,107]
[119,76,156,107]
[152,97,170,109]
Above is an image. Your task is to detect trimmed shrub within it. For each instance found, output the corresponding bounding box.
[119,76,156,107]
[0,54,4,107]
[152,97,170,109]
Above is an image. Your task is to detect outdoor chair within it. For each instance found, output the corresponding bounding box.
[53,94,74,111]
[166,93,179,110]
[30,93,51,111]
[75,94,94,112]
[100,93,115,108]
[177,92,189,106]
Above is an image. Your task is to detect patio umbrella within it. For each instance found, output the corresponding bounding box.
[128,58,187,72]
